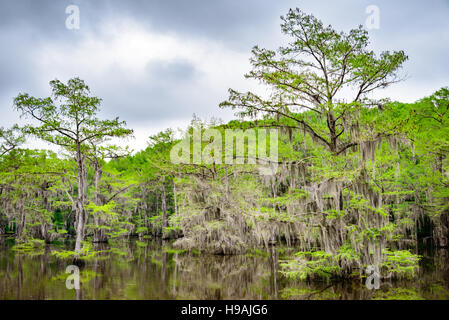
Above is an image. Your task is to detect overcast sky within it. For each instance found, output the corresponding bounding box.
[1,0,448,151]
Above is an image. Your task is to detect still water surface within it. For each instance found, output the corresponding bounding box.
[0,238,448,300]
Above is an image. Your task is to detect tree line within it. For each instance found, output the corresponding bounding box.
[1,8,448,280]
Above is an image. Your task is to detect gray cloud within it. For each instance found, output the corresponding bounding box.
[93,59,203,122]
[0,0,448,150]
[144,60,199,85]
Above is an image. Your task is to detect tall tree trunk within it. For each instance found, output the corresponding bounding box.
[74,146,87,258]
[161,180,167,238]
[327,111,338,153]
[17,204,26,239]
[41,186,51,243]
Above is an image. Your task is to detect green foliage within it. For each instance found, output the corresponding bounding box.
[380,249,421,278]
[52,241,104,260]
[0,10,447,294]
[280,251,341,281]
[12,238,45,253]
[135,226,148,234]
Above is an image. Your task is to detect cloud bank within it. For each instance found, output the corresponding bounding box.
[1,0,448,151]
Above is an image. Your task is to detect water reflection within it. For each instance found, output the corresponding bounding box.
[0,239,448,300]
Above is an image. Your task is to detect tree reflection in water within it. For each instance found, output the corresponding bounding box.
[0,239,448,300]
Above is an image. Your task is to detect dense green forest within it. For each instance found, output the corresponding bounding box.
[1,9,448,284]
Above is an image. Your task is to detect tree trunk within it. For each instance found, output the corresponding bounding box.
[74,199,85,254]
[327,111,338,153]
[74,146,87,258]
[17,205,26,239]
[41,187,51,243]
[161,181,167,238]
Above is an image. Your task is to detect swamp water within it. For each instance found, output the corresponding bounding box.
[0,238,448,300]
